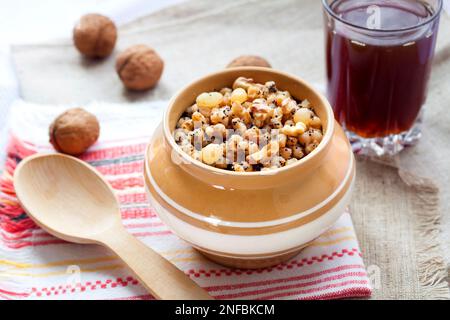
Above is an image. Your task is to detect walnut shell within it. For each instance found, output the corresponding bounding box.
[227,55,272,68]
[49,108,100,155]
[73,13,117,58]
[115,45,164,91]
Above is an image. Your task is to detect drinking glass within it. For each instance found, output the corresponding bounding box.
[322,0,443,156]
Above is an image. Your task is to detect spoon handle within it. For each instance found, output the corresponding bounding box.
[99,227,212,300]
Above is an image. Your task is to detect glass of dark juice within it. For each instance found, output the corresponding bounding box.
[323,0,442,156]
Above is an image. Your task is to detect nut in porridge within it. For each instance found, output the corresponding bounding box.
[174,77,324,172]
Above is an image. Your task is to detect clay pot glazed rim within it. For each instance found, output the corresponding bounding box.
[163,66,335,178]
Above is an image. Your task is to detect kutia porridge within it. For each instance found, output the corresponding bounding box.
[174,77,324,172]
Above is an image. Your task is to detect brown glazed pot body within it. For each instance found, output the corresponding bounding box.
[144,67,355,268]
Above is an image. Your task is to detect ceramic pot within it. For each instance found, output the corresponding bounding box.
[144,67,355,269]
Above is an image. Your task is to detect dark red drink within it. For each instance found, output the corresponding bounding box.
[324,0,441,139]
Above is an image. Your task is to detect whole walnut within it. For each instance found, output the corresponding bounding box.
[73,13,117,58]
[227,55,272,68]
[116,45,164,91]
[49,108,100,155]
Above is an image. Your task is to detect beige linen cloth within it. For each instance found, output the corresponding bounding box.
[10,0,450,299]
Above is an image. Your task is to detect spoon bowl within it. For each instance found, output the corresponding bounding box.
[15,154,121,243]
[14,153,211,300]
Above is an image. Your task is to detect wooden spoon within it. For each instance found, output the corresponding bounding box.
[14,153,212,300]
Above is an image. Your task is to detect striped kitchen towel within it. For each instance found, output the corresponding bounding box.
[0,100,372,300]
